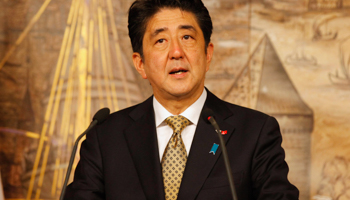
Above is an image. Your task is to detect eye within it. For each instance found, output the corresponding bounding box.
[156,38,165,44]
[183,35,191,40]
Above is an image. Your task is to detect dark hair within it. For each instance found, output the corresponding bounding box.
[128,0,213,57]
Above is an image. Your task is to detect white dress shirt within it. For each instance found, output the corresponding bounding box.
[153,89,207,161]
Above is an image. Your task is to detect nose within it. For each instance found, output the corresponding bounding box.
[169,38,184,60]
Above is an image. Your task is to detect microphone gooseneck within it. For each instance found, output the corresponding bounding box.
[59,108,110,200]
[202,108,238,200]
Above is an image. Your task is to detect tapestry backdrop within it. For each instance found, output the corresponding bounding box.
[0,0,349,199]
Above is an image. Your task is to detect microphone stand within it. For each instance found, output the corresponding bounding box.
[207,116,238,200]
[59,107,109,200]
[59,120,98,200]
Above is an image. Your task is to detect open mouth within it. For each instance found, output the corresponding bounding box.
[169,69,188,75]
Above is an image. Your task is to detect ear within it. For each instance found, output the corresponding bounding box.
[132,52,147,79]
[205,42,214,72]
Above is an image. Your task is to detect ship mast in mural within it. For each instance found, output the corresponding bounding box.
[25,0,142,199]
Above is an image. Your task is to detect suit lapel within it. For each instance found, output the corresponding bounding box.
[124,97,165,200]
[178,90,236,200]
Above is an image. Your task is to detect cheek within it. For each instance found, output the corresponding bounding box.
[189,49,206,65]
[148,53,167,71]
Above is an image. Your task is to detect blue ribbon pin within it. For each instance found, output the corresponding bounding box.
[209,143,219,155]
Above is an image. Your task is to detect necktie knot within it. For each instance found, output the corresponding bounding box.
[165,115,190,134]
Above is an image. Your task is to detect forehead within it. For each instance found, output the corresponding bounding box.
[145,8,200,32]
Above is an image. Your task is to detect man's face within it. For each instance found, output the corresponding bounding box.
[133,8,214,103]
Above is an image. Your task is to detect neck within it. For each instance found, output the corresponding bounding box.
[154,89,204,115]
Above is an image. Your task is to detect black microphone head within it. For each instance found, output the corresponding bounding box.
[93,107,110,124]
[201,108,215,123]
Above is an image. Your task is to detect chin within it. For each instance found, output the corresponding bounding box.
[169,87,197,98]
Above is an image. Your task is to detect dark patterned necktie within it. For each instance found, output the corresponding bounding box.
[161,115,190,200]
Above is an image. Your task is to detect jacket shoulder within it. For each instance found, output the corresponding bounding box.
[92,96,153,135]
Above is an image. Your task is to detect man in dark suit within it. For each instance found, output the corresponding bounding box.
[64,0,299,199]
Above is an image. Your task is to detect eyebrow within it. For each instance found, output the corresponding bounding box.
[179,25,197,32]
[150,25,197,38]
[151,27,168,37]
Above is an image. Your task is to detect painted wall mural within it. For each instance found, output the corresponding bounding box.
[0,0,349,199]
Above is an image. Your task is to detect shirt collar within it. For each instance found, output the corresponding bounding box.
[153,89,207,127]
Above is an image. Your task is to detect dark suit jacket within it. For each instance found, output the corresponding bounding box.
[64,90,299,199]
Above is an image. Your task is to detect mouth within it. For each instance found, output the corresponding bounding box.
[169,69,188,75]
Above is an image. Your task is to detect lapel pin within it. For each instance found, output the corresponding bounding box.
[221,130,227,135]
[209,143,219,155]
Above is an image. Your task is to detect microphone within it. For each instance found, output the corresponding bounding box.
[202,108,238,200]
[59,107,110,200]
